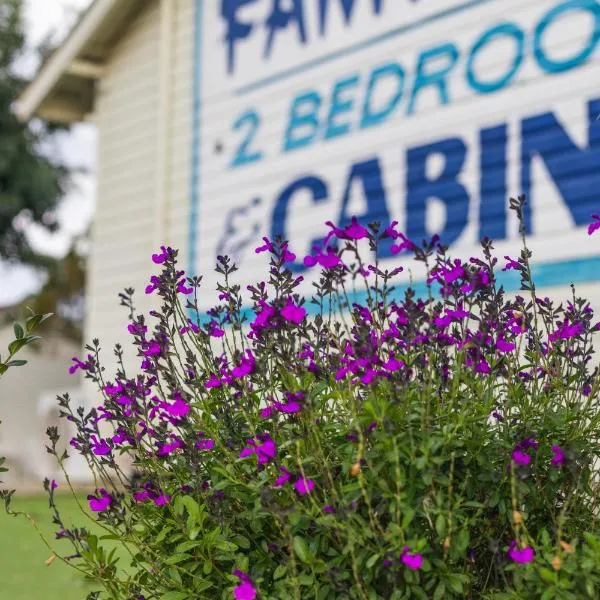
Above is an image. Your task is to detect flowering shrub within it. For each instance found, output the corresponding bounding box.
[37,198,600,598]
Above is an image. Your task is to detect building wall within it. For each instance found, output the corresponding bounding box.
[85,0,194,385]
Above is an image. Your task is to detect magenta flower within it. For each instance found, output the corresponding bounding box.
[161,396,190,418]
[496,338,516,353]
[68,355,91,375]
[304,246,343,269]
[294,477,315,495]
[233,570,256,600]
[157,438,184,456]
[90,436,111,456]
[344,217,369,240]
[151,246,169,264]
[273,466,292,488]
[88,489,112,512]
[281,298,306,325]
[508,540,535,563]
[390,232,414,255]
[401,547,424,570]
[512,449,532,465]
[503,256,521,271]
[153,493,171,506]
[588,214,600,235]
[551,444,566,467]
[145,275,160,294]
[176,279,194,294]
[133,490,151,502]
[142,340,161,357]
[208,320,225,338]
[196,433,215,451]
[205,373,222,389]
[549,320,583,342]
[382,355,404,372]
[239,434,277,466]
[232,350,255,378]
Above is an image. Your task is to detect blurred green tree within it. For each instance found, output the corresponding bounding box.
[0,0,86,341]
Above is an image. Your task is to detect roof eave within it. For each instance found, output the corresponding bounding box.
[14,0,125,123]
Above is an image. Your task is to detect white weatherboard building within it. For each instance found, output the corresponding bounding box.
[16,0,600,367]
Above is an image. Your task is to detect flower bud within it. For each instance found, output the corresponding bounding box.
[350,462,361,476]
[551,555,562,571]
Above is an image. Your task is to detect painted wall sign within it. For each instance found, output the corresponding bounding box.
[191,0,600,311]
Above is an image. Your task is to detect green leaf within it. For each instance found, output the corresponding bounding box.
[160,592,189,600]
[5,360,27,367]
[215,540,238,552]
[165,554,189,565]
[365,554,380,569]
[13,323,24,340]
[273,564,287,579]
[433,582,445,600]
[293,536,310,563]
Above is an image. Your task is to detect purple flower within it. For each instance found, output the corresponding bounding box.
[294,477,315,495]
[551,444,566,467]
[68,356,90,375]
[496,338,516,353]
[588,214,600,235]
[233,570,256,600]
[196,433,215,451]
[176,278,194,295]
[151,246,169,264]
[273,466,292,488]
[239,434,277,466]
[88,489,112,512]
[50,479,58,490]
[232,350,255,378]
[90,436,111,456]
[142,340,161,357]
[208,320,225,338]
[303,247,342,270]
[343,217,369,240]
[145,275,160,294]
[205,373,222,389]
[161,396,190,418]
[133,490,151,502]
[281,298,306,325]
[503,256,521,271]
[153,493,171,506]
[401,547,424,570]
[157,438,184,456]
[323,504,335,514]
[512,449,532,465]
[507,541,535,563]
[549,320,583,342]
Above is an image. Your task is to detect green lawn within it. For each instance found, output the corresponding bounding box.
[0,493,100,600]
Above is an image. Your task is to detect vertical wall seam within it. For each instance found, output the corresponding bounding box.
[188,0,202,280]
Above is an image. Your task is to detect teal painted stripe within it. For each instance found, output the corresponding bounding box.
[188,0,203,282]
[234,0,495,96]
[193,254,600,325]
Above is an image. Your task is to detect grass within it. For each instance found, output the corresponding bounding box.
[0,492,102,600]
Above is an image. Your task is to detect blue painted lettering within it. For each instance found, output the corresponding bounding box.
[520,99,600,234]
[408,43,460,115]
[467,23,525,94]
[406,138,469,246]
[360,62,405,130]
[265,0,307,59]
[284,91,322,152]
[318,0,384,35]
[325,74,360,139]
[221,0,257,75]
[534,0,600,74]
[479,124,508,240]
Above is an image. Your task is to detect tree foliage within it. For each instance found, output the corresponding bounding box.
[0,0,68,265]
